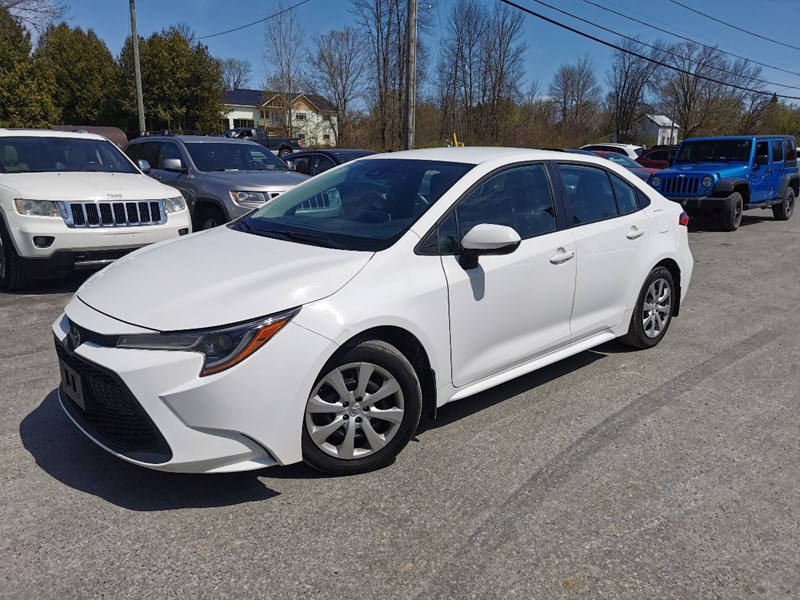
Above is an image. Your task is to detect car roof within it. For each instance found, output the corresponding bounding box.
[0,128,106,141]
[683,135,795,142]
[130,135,257,145]
[362,146,588,165]
[581,142,642,149]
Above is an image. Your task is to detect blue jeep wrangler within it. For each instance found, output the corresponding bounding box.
[649,135,798,231]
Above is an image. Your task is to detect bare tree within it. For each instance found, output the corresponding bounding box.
[0,0,65,31]
[221,58,252,90]
[549,54,602,137]
[307,27,368,146]
[606,38,665,143]
[351,0,431,150]
[264,1,305,136]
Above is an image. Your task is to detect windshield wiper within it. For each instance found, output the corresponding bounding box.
[261,229,345,249]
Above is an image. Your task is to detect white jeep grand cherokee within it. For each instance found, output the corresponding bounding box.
[0,129,192,290]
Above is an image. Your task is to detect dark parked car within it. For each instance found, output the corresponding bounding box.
[592,150,659,181]
[637,146,679,169]
[283,149,378,176]
[222,127,303,157]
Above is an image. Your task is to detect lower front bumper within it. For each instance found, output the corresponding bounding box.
[22,247,142,277]
[53,305,336,473]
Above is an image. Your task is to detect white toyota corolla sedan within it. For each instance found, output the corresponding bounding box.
[52,148,693,475]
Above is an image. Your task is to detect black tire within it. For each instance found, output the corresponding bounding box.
[278,148,292,158]
[772,187,795,221]
[302,340,422,475]
[0,220,33,291]
[620,266,676,350]
[196,206,227,230]
[719,191,743,231]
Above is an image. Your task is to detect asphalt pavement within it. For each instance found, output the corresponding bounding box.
[2,208,799,599]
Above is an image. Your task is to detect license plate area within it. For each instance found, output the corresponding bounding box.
[60,360,86,411]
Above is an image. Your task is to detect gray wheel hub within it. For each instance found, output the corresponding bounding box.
[643,277,672,339]
[305,362,405,460]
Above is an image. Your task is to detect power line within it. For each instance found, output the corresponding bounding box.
[526,0,800,92]
[500,0,800,101]
[579,0,800,80]
[197,0,311,40]
[668,0,800,53]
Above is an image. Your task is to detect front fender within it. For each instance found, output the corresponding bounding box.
[713,177,749,196]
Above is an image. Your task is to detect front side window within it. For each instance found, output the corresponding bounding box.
[558,164,618,225]
[184,142,288,172]
[455,164,557,241]
[0,136,139,174]
[237,159,473,251]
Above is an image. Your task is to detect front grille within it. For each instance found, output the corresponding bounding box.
[60,200,166,228]
[55,338,172,463]
[662,175,701,196]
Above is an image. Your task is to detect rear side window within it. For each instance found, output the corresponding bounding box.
[787,139,797,163]
[772,140,784,163]
[609,173,639,215]
[557,164,618,224]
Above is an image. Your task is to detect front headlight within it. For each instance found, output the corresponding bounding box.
[14,199,60,217]
[230,191,267,204]
[164,196,186,213]
[116,307,299,376]
[702,176,713,188]
[650,176,661,188]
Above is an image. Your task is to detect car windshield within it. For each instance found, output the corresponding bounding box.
[600,153,639,169]
[0,136,138,174]
[236,158,473,251]
[676,140,752,163]
[185,142,289,172]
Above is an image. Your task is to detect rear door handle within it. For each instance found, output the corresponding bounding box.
[627,228,646,240]
[550,249,575,264]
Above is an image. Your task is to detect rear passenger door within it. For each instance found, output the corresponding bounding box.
[555,163,651,340]
[770,139,786,199]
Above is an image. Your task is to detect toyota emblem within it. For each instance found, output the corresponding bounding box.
[69,325,81,349]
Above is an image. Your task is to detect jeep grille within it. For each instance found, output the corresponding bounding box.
[661,175,701,196]
[59,201,166,228]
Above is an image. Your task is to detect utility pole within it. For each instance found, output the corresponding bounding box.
[403,0,418,150]
[129,0,146,136]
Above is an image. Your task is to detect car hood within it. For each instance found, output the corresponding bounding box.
[199,170,309,190]
[77,226,372,331]
[0,172,179,200]
[661,163,750,178]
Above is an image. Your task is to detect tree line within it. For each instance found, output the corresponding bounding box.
[2,0,800,148]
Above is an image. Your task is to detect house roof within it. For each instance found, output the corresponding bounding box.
[224,89,336,113]
[645,114,680,128]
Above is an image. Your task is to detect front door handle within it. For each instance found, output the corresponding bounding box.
[627,227,646,240]
[550,249,575,264]
[765,168,774,175]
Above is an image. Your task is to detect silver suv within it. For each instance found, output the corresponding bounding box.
[126,135,309,230]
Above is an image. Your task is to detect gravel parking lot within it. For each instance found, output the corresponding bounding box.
[2,209,799,599]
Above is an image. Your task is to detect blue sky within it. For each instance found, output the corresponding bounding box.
[61,0,800,101]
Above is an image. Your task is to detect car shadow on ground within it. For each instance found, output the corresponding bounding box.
[20,390,280,511]
[417,349,605,433]
[688,211,774,233]
[2,272,92,297]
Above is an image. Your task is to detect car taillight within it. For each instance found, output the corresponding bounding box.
[298,139,304,147]
[679,211,689,226]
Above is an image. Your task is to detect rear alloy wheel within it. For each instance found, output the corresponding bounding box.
[620,266,675,349]
[278,148,292,158]
[0,221,32,291]
[302,340,422,475]
[772,187,795,221]
[720,191,743,231]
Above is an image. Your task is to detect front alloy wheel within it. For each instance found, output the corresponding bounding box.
[302,340,422,474]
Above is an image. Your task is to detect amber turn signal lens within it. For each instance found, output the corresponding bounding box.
[200,318,291,376]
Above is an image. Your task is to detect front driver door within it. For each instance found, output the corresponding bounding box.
[441,163,577,387]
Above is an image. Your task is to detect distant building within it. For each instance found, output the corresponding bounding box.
[223,89,338,147]
[638,114,680,146]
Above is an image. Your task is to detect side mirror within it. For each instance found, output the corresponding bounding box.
[755,154,769,167]
[137,159,151,173]
[163,158,187,173]
[459,224,521,269]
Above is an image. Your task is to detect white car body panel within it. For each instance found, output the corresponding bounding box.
[53,147,693,473]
